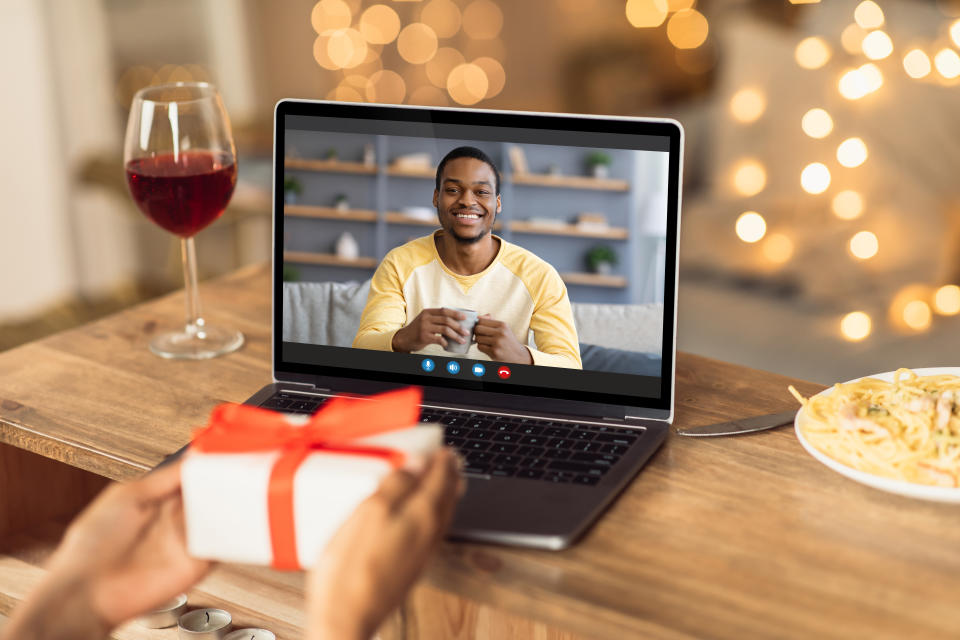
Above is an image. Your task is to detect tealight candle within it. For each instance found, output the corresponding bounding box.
[178,608,232,639]
[224,629,276,640]
[137,593,188,628]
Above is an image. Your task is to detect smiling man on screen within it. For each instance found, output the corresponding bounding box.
[352,146,581,369]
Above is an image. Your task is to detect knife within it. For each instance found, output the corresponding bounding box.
[674,410,798,437]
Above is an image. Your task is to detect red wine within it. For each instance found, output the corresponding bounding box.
[125,151,237,237]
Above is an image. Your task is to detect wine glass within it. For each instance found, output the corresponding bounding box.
[123,82,244,359]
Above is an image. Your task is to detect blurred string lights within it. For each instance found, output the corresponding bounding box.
[721,0,960,342]
[311,0,506,106]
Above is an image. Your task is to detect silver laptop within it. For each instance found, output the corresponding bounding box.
[245,101,680,550]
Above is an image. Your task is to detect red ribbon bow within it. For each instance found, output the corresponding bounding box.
[191,387,422,570]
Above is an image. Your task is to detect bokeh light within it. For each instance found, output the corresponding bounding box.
[359,5,401,44]
[839,68,870,99]
[801,108,833,138]
[667,9,709,49]
[426,47,466,88]
[861,30,893,60]
[934,285,960,315]
[473,57,506,99]
[832,190,864,220]
[397,23,438,64]
[902,300,932,331]
[365,70,406,104]
[841,23,868,55]
[327,28,368,68]
[732,159,767,196]
[840,311,872,341]
[625,0,668,28]
[420,0,462,39]
[837,137,868,168]
[801,163,831,194]
[854,1,884,29]
[934,48,960,79]
[795,37,832,69]
[463,0,504,39]
[903,49,932,78]
[463,37,507,63]
[859,63,884,92]
[668,0,696,9]
[314,34,339,70]
[327,84,364,102]
[762,233,794,264]
[446,63,489,105]
[952,19,960,47]
[849,230,879,259]
[312,0,352,34]
[729,87,766,123]
[735,212,767,243]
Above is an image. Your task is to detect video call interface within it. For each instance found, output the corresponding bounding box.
[279,113,674,405]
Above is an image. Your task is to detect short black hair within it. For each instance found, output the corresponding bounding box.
[435,146,501,195]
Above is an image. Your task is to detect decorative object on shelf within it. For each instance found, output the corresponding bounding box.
[335,231,360,260]
[391,152,432,171]
[324,147,338,160]
[282,265,300,282]
[586,245,619,275]
[527,216,568,229]
[585,151,613,179]
[333,193,349,211]
[363,143,376,167]
[402,205,436,221]
[547,163,562,177]
[508,145,528,174]
[576,212,610,231]
[283,175,302,204]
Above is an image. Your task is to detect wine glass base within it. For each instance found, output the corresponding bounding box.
[148,325,244,360]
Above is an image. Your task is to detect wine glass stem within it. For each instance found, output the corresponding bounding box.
[181,236,204,336]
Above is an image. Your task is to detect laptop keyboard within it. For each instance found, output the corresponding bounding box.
[259,392,640,486]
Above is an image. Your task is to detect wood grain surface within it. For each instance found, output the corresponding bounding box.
[1,263,958,639]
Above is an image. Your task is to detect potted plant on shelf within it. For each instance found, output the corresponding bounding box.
[283,176,302,204]
[586,245,618,275]
[585,151,612,179]
[333,193,350,211]
[324,148,338,161]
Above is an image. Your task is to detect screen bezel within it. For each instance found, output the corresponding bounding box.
[273,100,682,418]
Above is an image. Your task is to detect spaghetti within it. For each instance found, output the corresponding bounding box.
[789,369,960,488]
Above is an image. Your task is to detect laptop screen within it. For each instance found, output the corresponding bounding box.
[274,101,681,414]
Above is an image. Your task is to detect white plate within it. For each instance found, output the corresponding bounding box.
[794,367,960,503]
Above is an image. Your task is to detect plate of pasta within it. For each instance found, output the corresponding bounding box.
[790,367,960,502]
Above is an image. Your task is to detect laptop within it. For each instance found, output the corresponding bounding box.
[229,101,681,550]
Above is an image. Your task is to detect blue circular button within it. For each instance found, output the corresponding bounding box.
[446,360,460,374]
[471,363,485,377]
[420,358,435,372]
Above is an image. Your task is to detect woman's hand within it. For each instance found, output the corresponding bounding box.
[306,449,464,640]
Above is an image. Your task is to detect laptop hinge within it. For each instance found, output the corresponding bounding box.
[275,379,332,393]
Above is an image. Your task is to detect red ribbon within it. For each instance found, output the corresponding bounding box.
[191,387,422,570]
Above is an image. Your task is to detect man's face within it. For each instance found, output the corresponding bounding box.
[433,157,501,244]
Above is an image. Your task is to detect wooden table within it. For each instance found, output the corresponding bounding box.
[1,264,957,639]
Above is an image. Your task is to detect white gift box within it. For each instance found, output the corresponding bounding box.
[181,424,442,569]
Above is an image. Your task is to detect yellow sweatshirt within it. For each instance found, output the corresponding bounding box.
[352,231,582,369]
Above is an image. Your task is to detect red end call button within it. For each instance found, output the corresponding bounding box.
[497,366,511,379]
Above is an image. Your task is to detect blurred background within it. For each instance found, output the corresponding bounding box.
[2,0,960,383]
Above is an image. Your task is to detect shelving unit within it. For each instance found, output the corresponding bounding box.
[284,251,378,268]
[509,221,628,240]
[283,157,376,174]
[512,172,630,192]
[285,205,377,222]
[560,272,628,288]
[282,133,649,303]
